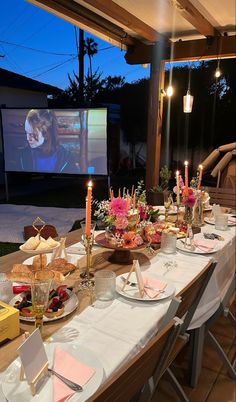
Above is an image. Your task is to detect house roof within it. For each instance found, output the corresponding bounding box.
[29,0,236,63]
[0,67,62,94]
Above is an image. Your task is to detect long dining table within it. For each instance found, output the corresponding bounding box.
[0,215,235,401]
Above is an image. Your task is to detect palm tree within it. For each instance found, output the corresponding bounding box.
[84,37,98,80]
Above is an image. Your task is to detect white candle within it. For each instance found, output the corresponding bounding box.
[184,161,188,189]
[198,164,203,190]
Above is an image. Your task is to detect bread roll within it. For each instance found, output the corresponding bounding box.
[22,234,40,250]
[52,270,65,282]
[32,254,47,270]
[12,264,32,274]
[36,241,51,251]
[46,237,59,248]
[5,272,32,283]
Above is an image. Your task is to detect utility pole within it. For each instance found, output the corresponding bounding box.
[79,29,84,105]
[74,27,84,105]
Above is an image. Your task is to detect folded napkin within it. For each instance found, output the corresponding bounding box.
[53,346,95,402]
[142,276,167,299]
[194,239,215,252]
[66,246,86,255]
[228,217,236,224]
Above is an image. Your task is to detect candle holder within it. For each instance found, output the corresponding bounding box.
[80,234,94,281]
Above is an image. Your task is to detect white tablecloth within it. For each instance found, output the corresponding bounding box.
[1,223,235,401]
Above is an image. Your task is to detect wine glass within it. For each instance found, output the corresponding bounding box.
[163,191,172,222]
[30,271,54,335]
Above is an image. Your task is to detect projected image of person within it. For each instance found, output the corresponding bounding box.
[20,109,79,173]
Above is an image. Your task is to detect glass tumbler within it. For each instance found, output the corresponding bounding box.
[215,214,228,231]
[161,232,177,254]
[94,270,116,301]
[0,274,13,303]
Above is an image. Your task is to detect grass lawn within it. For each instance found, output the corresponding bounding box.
[0,170,145,256]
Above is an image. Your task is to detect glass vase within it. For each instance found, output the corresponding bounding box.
[193,194,204,227]
[183,205,193,225]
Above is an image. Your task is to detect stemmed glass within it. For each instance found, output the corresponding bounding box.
[163,191,172,222]
[30,271,54,335]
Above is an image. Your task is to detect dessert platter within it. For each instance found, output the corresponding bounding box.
[10,286,78,322]
[95,231,146,264]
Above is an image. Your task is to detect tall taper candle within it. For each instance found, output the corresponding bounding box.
[184,161,189,189]
[176,170,180,205]
[85,180,92,236]
[197,164,203,190]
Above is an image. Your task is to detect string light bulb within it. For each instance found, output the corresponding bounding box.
[166,85,173,97]
[215,66,221,78]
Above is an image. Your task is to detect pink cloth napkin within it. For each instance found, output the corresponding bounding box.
[228,217,236,224]
[194,239,215,251]
[53,346,96,402]
[143,276,167,299]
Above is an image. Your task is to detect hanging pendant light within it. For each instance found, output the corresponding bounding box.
[183,90,194,113]
[183,65,194,113]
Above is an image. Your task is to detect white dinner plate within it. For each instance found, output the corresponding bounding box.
[9,289,79,322]
[176,235,221,255]
[2,343,104,402]
[204,216,236,226]
[116,273,175,301]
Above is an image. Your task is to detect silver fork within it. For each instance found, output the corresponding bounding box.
[120,276,166,293]
[48,368,83,392]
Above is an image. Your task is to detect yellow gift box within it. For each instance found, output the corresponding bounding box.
[0,301,20,343]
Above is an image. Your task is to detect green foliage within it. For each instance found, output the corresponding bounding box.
[149,166,172,192]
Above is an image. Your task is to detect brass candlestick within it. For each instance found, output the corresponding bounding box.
[80,234,94,281]
[176,204,180,221]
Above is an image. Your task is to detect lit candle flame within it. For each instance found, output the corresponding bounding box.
[87,180,93,187]
[184,161,188,166]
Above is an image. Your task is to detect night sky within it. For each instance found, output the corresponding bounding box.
[0,0,150,89]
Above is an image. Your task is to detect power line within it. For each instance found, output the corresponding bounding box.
[0,39,76,56]
[31,56,77,78]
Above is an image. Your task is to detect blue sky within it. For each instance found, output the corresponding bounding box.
[0,0,150,89]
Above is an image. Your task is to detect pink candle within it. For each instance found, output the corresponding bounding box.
[197,164,203,190]
[176,170,180,205]
[184,161,188,189]
[85,180,92,236]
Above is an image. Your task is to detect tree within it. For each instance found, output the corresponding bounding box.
[84,37,98,80]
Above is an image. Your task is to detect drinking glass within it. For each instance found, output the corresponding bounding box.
[161,232,177,254]
[0,274,13,303]
[30,271,54,334]
[215,214,228,231]
[94,270,116,301]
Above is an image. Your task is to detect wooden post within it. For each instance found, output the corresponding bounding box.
[145,43,165,191]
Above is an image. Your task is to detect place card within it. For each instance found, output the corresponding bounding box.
[134,260,145,297]
[17,329,49,395]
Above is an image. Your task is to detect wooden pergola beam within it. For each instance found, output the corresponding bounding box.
[81,0,164,43]
[173,0,221,37]
[29,0,140,47]
[125,35,236,64]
